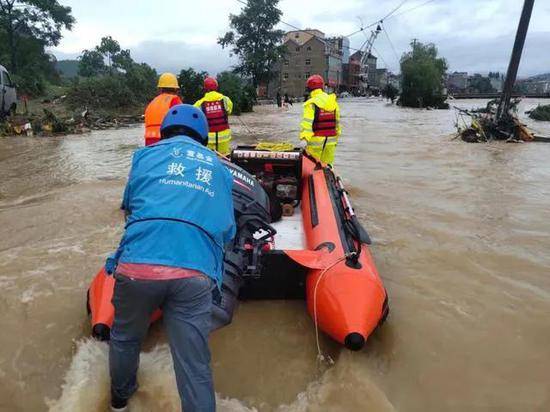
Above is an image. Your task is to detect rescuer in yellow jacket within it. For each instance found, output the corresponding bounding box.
[300,74,341,164]
[194,77,234,155]
[144,73,182,146]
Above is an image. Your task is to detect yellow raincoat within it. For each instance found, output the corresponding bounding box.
[194,91,234,155]
[300,89,341,164]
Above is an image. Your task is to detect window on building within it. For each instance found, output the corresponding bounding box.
[305,72,311,78]
[284,59,289,65]
[305,58,311,65]
[307,46,312,51]
[296,47,300,52]
[283,73,289,81]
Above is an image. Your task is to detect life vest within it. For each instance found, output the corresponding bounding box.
[312,106,337,137]
[201,100,229,133]
[144,94,181,145]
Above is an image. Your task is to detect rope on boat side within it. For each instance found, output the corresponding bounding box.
[313,252,356,363]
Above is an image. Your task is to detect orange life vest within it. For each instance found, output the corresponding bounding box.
[144,93,182,146]
[201,100,229,133]
[312,106,337,137]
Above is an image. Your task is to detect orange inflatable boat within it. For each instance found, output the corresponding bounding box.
[87,147,388,350]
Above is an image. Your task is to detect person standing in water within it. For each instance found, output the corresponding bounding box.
[194,76,234,155]
[143,72,182,146]
[300,74,341,165]
[106,105,235,412]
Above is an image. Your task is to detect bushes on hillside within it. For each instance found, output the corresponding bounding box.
[66,38,157,111]
[66,67,157,111]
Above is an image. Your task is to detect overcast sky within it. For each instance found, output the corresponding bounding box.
[51,0,550,77]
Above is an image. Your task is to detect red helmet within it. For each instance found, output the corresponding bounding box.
[306,74,324,90]
[204,77,218,91]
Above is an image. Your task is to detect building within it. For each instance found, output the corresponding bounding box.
[488,72,504,92]
[447,72,469,93]
[270,30,347,98]
[343,51,377,94]
[517,79,550,94]
[375,68,389,89]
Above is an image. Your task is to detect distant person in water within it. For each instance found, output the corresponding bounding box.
[284,93,293,106]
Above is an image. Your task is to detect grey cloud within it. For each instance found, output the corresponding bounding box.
[130,40,237,75]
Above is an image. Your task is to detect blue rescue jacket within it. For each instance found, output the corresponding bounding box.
[106,135,236,287]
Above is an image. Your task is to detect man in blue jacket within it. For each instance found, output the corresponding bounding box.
[107,104,235,412]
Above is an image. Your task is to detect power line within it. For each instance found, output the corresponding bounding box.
[235,0,366,52]
[387,0,437,20]
[382,24,400,63]
[371,45,391,70]
[233,0,429,68]
[381,0,410,21]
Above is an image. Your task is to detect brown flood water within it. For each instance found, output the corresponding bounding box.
[1,98,549,411]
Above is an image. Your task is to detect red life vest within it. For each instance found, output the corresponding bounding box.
[312,106,337,137]
[144,93,182,146]
[201,100,229,133]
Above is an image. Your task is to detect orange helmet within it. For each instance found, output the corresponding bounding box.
[306,74,324,90]
[204,77,218,91]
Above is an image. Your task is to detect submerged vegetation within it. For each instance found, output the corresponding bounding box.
[399,41,448,109]
[528,104,550,121]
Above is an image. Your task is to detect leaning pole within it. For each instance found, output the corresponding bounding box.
[496,0,535,120]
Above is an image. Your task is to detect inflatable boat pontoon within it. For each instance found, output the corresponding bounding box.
[87,147,389,350]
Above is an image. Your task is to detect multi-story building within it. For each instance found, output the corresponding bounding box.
[343,51,377,94]
[270,30,347,98]
[447,72,469,92]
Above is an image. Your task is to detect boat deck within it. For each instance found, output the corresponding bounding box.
[271,207,306,250]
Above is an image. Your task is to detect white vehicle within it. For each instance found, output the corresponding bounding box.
[0,65,17,116]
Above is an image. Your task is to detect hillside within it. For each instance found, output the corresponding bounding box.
[56,60,79,78]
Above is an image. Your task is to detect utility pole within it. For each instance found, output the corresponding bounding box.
[496,0,535,120]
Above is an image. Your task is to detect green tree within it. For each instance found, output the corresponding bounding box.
[78,49,106,77]
[469,74,495,94]
[178,68,207,103]
[399,41,448,108]
[97,36,121,74]
[217,71,255,115]
[70,37,157,110]
[218,0,285,88]
[0,0,74,73]
[78,36,134,77]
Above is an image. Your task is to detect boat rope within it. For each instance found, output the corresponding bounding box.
[313,252,357,364]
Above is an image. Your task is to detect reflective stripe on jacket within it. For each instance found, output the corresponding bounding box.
[300,89,341,140]
[300,89,341,164]
[110,136,236,287]
[144,93,182,145]
[194,92,233,148]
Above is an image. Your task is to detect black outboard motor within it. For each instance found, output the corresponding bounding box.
[211,160,274,330]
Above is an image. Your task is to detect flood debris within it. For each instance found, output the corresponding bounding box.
[454,100,534,143]
[527,104,550,121]
[454,0,541,144]
[0,109,143,137]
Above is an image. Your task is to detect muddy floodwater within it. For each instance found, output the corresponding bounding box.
[1,99,549,411]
